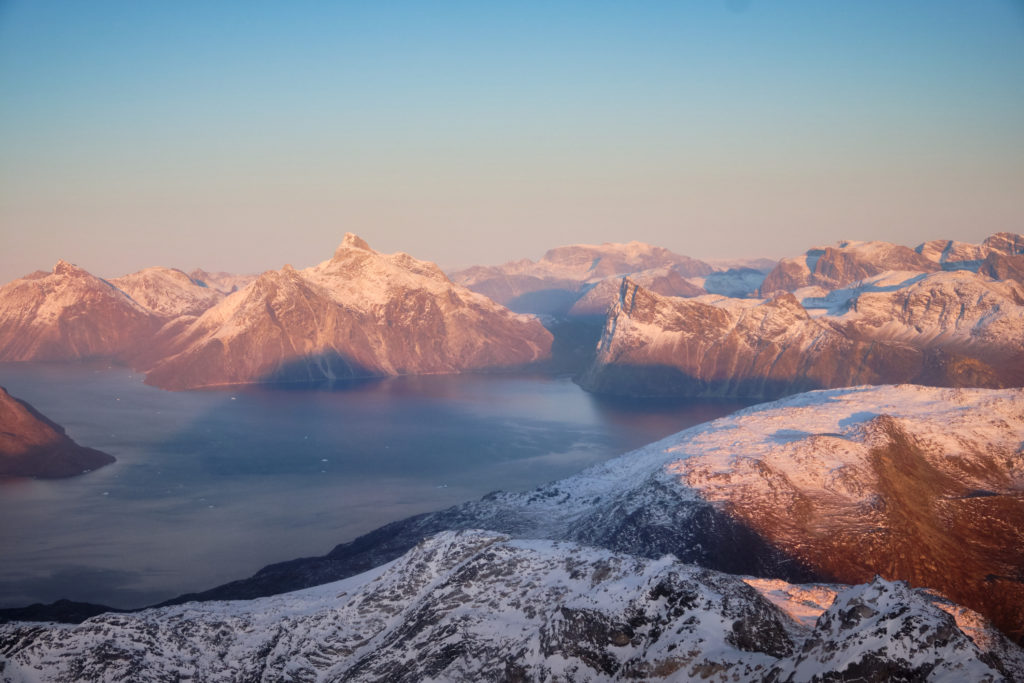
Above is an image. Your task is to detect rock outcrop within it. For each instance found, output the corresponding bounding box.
[0,386,114,478]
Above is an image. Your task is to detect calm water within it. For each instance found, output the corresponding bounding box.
[0,362,748,609]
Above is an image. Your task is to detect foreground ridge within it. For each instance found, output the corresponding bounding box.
[2,531,1022,682]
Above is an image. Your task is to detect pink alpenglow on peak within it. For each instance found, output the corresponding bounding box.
[142,238,552,389]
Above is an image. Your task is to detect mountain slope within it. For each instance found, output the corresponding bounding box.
[0,261,159,362]
[143,234,552,390]
[0,386,114,478]
[2,531,1020,682]
[110,267,223,318]
[580,271,1024,398]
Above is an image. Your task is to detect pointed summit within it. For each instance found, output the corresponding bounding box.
[52,259,85,277]
[336,233,373,256]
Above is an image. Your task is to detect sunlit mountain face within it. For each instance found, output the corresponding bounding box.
[2,2,1023,680]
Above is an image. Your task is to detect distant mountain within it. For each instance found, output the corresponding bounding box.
[110,267,223,318]
[0,386,114,478]
[187,268,257,295]
[0,260,159,362]
[579,270,1024,399]
[567,266,705,317]
[450,241,715,316]
[760,240,938,295]
[761,232,1024,295]
[143,234,552,390]
[3,530,1021,681]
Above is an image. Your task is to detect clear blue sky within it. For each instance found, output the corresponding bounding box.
[1,1,1022,281]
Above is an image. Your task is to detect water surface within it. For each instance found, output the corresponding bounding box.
[0,362,748,608]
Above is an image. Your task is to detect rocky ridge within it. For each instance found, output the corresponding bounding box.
[2,531,1021,682]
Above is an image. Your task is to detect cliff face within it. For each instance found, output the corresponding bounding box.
[0,386,114,478]
[0,261,159,362]
[143,234,552,390]
[580,271,1024,399]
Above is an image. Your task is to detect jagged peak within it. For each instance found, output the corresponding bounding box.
[335,233,373,257]
[52,259,88,277]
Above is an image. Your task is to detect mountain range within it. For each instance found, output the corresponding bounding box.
[0,235,552,390]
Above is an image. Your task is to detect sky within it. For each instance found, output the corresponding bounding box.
[1,1,1022,282]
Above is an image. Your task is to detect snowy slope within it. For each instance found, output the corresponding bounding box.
[0,261,159,361]
[2,530,1021,682]
[111,267,223,318]
[142,234,552,390]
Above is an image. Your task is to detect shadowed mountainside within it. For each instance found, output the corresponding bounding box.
[0,386,114,478]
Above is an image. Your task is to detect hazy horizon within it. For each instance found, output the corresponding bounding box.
[2,1,1022,283]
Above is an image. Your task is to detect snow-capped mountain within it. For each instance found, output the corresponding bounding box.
[760,240,939,295]
[110,267,223,318]
[142,234,552,390]
[761,232,1024,295]
[187,268,257,295]
[579,270,1024,398]
[3,531,1021,682]
[143,385,1024,647]
[449,241,715,316]
[0,260,159,362]
[917,232,1024,273]
[0,385,114,478]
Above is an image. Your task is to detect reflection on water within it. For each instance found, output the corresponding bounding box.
[0,362,749,608]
